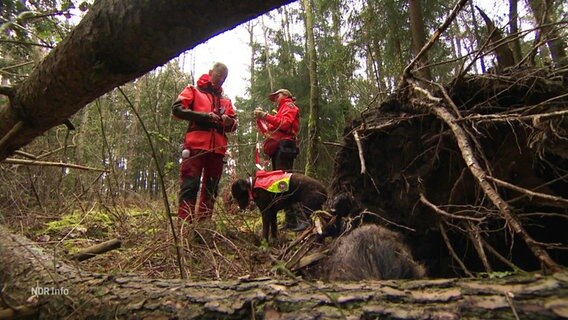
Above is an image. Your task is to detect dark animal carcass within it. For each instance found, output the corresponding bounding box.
[326,224,426,281]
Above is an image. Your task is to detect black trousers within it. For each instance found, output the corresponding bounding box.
[270,140,305,228]
[271,139,298,171]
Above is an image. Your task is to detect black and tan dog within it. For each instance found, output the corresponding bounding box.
[231,171,327,243]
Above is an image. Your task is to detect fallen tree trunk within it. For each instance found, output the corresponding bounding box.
[1,225,567,319]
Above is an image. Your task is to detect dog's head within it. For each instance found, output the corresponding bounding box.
[231,179,251,209]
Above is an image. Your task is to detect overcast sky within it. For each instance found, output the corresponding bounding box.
[177,0,515,105]
[182,24,254,103]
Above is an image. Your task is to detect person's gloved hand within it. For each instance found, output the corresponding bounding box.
[221,114,234,126]
[207,112,221,122]
[253,107,267,119]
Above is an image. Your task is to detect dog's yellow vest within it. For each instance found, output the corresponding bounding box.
[254,170,292,193]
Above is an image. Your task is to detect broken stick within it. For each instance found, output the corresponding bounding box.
[70,239,121,262]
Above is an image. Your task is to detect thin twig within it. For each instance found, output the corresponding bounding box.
[487,175,568,209]
[13,150,37,159]
[508,173,568,204]
[117,87,185,279]
[35,145,77,159]
[480,238,525,273]
[504,291,521,320]
[461,109,568,124]
[420,193,485,222]
[439,221,474,277]
[361,210,416,232]
[467,221,493,273]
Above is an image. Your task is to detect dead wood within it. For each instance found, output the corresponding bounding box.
[1,224,567,319]
[401,0,469,82]
[476,6,515,68]
[2,158,109,172]
[69,238,122,262]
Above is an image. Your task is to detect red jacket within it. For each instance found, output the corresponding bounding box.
[172,74,237,155]
[256,97,299,142]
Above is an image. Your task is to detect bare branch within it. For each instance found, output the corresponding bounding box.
[439,221,474,277]
[401,0,469,82]
[353,130,366,174]
[419,193,485,222]
[2,158,108,172]
[487,175,568,209]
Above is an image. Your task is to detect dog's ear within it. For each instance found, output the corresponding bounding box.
[237,179,249,192]
[231,179,250,209]
[231,179,248,193]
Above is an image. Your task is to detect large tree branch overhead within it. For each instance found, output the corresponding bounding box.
[0,0,295,161]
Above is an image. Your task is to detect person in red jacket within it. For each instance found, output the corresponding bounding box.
[254,89,306,231]
[254,88,300,170]
[172,62,237,223]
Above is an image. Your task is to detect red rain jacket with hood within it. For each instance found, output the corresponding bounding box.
[172,74,237,155]
[256,97,299,156]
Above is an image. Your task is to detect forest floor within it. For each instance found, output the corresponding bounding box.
[6,189,315,281]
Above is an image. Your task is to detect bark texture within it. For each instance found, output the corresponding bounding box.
[1,224,567,319]
[0,0,294,161]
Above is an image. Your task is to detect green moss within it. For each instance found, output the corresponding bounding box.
[126,208,151,217]
[45,212,83,234]
[62,240,82,254]
[44,210,113,235]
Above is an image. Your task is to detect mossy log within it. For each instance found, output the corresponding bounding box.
[1,225,567,319]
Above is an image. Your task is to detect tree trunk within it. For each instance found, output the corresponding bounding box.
[330,1,352,130]
[468,0,486,73]
[261,16,275,92]
[476,7,516,68]
[301,0,320,177]
[1,224,567,319]
[509,0,523,63]
[0,0,295,161]
[408,0,432,81]
[281,5,298,77]
[247,21,256,91]
[527,0,568,67]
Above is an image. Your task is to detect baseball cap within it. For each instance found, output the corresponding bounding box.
[268,89,293,102]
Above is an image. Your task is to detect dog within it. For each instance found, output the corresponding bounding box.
[231,170,327,243]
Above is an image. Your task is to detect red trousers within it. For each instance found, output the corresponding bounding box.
[178,149,224,223]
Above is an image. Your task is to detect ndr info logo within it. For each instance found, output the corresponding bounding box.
[31,282,69,296]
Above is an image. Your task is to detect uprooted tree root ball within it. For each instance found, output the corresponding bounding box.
[328,66,568,277]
